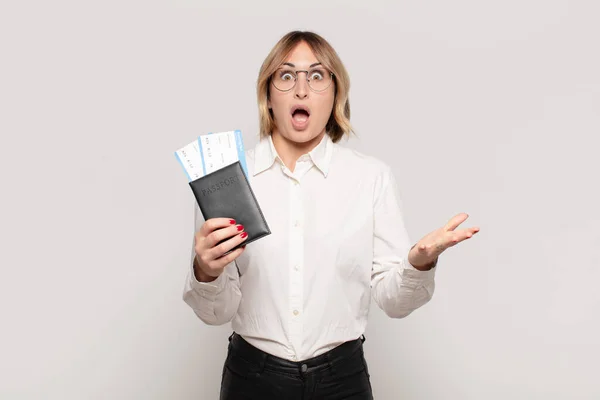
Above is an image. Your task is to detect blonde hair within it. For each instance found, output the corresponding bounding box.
[256,31,353,143]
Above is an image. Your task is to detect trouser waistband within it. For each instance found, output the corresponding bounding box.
[227,332,366,377]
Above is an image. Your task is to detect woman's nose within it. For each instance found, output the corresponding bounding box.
[294,73,309,99]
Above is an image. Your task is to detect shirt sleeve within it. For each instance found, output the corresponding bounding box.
[370,164,437,318]
[182,203,242,325]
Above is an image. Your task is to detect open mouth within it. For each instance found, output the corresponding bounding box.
[291,105,310,127]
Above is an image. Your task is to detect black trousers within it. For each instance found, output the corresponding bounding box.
[220,332,374,400]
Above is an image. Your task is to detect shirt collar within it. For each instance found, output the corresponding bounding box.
[253,134,333,177]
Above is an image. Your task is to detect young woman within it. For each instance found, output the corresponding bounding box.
[183,31,479,400]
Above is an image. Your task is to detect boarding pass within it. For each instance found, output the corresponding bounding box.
[175,130,248,182]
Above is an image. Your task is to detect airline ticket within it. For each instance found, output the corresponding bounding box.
[175,130,248,182]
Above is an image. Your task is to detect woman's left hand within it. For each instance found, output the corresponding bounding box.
[408,213,480,270]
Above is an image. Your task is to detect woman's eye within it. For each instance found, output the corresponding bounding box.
[310,71,324,80]
[280,72,294,80]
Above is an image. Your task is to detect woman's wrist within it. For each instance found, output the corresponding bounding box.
[194,256,218,282]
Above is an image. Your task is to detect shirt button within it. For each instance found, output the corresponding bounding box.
[294,220,300,227]
[294,265,299,271]
[293,310,299,316]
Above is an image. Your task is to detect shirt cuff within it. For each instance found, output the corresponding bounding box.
[188,257,228,294]
[400,256,437,285]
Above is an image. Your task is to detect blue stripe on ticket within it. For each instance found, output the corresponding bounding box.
[235,130,248,179]
[174,152,192,182]
[197,136,207,177]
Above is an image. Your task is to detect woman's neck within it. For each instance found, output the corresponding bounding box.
[271,130,325,172]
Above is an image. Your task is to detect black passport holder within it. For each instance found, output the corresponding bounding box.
[189,161,270,253]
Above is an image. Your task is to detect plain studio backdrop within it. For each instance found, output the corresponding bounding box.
[1,0,599,399]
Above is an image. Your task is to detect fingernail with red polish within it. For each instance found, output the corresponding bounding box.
[240,232,248,238]
[229,219,236,224]
[237,225,244,231]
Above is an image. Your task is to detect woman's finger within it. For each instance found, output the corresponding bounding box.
[207,231,249,262]
[200,217,238,237]
[444,213,469,232]
[205,223,245,248]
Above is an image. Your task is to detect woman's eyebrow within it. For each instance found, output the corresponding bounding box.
[282,62,323,68]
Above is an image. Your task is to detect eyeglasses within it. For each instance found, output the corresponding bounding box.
[271,67,334,92]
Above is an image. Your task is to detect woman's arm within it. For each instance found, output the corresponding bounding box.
[182,204,242,325]
[370,165,437,319]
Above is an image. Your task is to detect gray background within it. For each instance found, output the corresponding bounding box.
[1,0,599,399]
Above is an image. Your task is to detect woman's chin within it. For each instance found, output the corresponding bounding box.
[284,130,324,145]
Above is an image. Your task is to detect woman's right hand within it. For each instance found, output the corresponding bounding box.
[193,218,248,282]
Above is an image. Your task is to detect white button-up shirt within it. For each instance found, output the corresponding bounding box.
[182,134,436,361]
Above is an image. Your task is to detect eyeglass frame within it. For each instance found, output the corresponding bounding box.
[270,67,335,93]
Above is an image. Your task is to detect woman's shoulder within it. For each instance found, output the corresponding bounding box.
[332,142,394,179]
